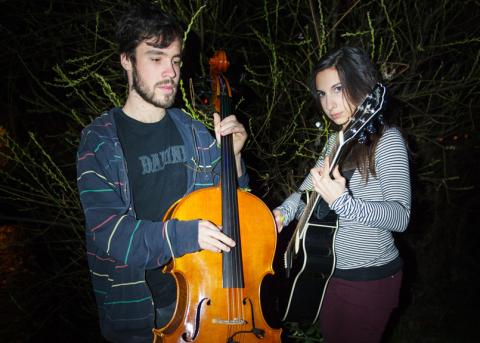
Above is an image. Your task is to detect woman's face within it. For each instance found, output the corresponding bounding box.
[315,67,355,130]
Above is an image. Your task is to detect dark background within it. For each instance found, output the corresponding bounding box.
[1,0,479,342]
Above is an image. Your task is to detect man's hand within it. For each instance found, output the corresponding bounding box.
[198,220,236,253]
[213,113,247,176]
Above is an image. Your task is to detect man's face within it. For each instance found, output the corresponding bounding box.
[128,38,182,108]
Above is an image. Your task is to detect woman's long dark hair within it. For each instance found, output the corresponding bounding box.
[310,46,386,181]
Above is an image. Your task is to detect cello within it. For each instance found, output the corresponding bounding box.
[152,51,282,343]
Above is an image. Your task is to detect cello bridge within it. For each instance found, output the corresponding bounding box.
[212,318,246,325]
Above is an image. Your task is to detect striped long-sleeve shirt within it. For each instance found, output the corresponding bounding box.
[276,127,411,269]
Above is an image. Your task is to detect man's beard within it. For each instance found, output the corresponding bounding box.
[132,64,177,108]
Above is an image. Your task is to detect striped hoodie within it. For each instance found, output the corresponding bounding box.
[76,107,249,336]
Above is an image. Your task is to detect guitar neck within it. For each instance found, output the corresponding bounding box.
[286,134,345,250]
[286,191,320,250]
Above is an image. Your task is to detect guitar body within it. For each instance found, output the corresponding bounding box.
[281,200,337,324]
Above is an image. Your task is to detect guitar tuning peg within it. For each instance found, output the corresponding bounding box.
[315,121,323,130]
[377,114,385,125]
[358,131,367,144]
[366,122,376,134]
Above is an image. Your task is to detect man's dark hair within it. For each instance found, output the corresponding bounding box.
[115,3,184,61]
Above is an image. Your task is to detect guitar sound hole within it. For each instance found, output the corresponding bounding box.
[311,272,327,280]
[315,205,330,220]
[318,247,332,257]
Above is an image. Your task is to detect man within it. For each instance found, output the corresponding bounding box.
[76,3,248,342]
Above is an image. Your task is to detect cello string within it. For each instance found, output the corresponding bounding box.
[226,79,245,337]
[219,70,247,340]
[220,78,233,329]
[225,88,241,323]
[228,76,245,333]
[221,77,243,332]
[208,52,281,342]
[234,186,245,340]
[220,76,238,335]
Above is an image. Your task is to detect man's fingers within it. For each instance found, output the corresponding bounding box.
[213,112,221,126]
[218,115,246,135]
[199,242,221,253]
[213,113,221,143]
[208,227,236,247]
[198,221,236,253]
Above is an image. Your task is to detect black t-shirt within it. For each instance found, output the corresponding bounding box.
[114,108,187,307]
[114,108,187,220]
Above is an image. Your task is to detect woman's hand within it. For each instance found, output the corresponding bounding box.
[310,156,346,206]
[273,209,285,233]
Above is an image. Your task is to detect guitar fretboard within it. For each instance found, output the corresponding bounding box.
[286,191,319,251]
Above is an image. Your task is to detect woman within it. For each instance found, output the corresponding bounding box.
[273,46,411,342]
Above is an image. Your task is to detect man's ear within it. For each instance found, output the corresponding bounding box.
[120,53,132,71]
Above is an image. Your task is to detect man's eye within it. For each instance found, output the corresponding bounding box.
[151,58,161,62]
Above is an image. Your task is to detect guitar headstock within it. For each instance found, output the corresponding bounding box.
[342,83,387,145]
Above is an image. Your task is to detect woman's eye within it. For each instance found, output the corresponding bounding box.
[334,85,343,93]
[316,90,325,97]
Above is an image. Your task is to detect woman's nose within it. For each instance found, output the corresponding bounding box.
[325,95,336,111]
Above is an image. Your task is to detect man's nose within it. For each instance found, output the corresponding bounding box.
[163,61,177,78]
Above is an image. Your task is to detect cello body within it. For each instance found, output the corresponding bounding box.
[152,50,281,342]
[152,187,281,342]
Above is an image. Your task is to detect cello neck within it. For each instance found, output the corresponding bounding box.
[210,50,244,288]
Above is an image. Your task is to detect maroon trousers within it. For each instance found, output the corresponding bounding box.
[319,271,402,343]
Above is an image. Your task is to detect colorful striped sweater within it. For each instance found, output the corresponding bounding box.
[76,107,249,336]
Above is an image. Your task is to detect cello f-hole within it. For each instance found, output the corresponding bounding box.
[181,298,211,342]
